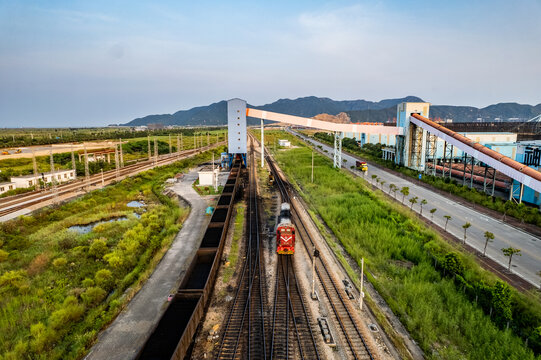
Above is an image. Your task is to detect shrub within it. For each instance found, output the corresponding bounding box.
[103,251,124,269]
[49,297,85,329]
[81,286,106,306]
[30,322,57,353]
[0,270,27,290]
[27,253,50,275]
[94,269,113,290]
[0,249,8,262]
[442,252,465,276]
[82,278,94,288]
[491,281,513,327]
[52,257,67,268]
[89,238,108,259]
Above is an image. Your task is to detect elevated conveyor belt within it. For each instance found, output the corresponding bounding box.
[410,113,541,193]
[247,108,402,135]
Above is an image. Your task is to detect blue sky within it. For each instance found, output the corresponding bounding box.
[1,0,540,127]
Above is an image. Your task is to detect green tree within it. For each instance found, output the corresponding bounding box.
[420,199,427,215]
[430,208,437,221]
[462,222,471,244]
[380,180,386,190]
[443,252,465,276]
[371,174,377,185]
[483,231,494,256]
[409,196,418,210]
[491,281,513,327]
[501,247,521,271]
[443,215,452,231]
[516,203,527,224]
[400,186,409,204]
[389,184,397,198]
[502,200,513,221]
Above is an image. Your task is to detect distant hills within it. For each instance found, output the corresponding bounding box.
[122,96,541,126]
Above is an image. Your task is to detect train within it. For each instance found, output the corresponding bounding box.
[276,202,295,254]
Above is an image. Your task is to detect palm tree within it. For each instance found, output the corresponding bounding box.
[371,174,377,185]
[380,180,386,190]
[502,247,521,271]
[483,231,494,256]
[409,196,418,210]
[462,222,471,244]
[420,199,427,215]
[430,208,437,221]
[389,184,397,198]
[443,215,452,231]
[400,186,409,204]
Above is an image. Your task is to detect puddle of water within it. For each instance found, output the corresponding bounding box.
[69,216,129,234]
[127,201,145,208]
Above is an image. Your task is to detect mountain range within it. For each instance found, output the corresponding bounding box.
[122,96,541,126]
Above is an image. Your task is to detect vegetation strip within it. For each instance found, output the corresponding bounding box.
[311,131,541,227]
[0,147,224,359]
[262,130,541,359]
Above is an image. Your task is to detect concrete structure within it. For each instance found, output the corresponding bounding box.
[395,102,431,170]
[227,98,247,154]
[278,139,291,147]
[198,168,219,186]
[11,169,76,188]
[0,182,16,195]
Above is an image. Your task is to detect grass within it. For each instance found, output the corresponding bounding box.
[0,146,225,360]
[308,131,541,227]
[264,130,540,359]
[222,205,245,283]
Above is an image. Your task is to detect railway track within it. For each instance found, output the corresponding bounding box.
[270,255,320,359]
[217,143,267,360]
[0,144,224,218]
[263,139,375,360]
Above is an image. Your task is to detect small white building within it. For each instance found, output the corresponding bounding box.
[278,139,291,147]
[198,168,219,186]
[11,169,76,189]
[0,182,16,195]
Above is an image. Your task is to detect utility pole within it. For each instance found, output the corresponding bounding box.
[181,133,183,151]
[360,258,365,310]
[101,168,104,187]
[194,134,196,150]
[261,119,264,167]
[49,148,57,202]
[32,149,40,190]
[147,135,152,161]
[169,134,172,156]
[177,135,181,158]
[154,138,158,165]
[114,144,120,181]
[311,150,314,183]
[119,138,124,168]
[311,248,320,299]
[84,143,90,188]
[207,132,210,147]
[71,144,76,178]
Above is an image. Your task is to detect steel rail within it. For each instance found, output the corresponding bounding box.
[262,140,374,360]
[0,144,224,218]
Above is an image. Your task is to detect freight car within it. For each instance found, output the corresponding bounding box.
[276,202,295,255]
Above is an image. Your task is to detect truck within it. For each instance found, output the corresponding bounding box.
[355,160,368,172]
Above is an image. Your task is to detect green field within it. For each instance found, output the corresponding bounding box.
[257,130,541,359]
[0,146,225,359]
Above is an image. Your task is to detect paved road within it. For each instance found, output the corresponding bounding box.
[85,169,211,360]
[293,130,541,288]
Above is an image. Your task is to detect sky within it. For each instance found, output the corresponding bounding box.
[0,0,540,127]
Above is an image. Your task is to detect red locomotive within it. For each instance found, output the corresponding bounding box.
[276,203,295,254]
